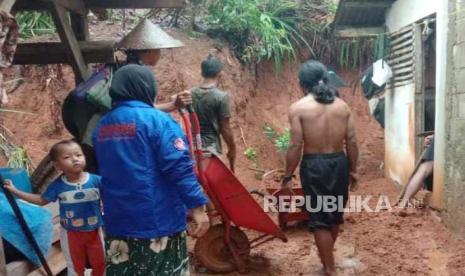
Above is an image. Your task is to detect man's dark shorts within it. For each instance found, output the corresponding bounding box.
[422,137,435,162]
[300,152,349,231]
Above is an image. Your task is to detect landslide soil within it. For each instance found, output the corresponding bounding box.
[1,23,464,275]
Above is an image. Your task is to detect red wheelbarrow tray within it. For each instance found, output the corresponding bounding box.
[202,154,288,242]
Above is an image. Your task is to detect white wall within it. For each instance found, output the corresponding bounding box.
[432,0,449,209]
[385,0,439,32]
[385,84,416,186]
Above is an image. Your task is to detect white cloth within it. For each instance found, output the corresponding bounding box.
[371,59,393,87]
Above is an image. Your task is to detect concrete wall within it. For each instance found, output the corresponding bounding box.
[383,0,440,185]
[431,0,450,210]
[385,0,439,32]
[441,0,465,237]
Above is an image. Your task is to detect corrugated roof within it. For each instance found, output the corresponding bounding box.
[333,0,396,28]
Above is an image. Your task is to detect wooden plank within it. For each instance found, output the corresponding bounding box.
[84,0,186,9]
[388,52,414,65]
[13,0,86,15]
[395,66,414,75]
[390,31,413,46]
[390,46,414,57]
[50,3,89,83]
[393,73,413,81]
[334,26,384,38]
[6,261,34,276]
[70,13,89,41]
[386,79,414,89]
[413,23,424,160]
[13,41,116,65]
[391,37,414,51]
[0,233,6,276]
[391,59,414,70]
[344,1,393,9]
[0,0,17,12]
[389,25,413,38]
[27,244,66,276]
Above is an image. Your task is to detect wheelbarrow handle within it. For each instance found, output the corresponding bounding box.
[186,104,195,114]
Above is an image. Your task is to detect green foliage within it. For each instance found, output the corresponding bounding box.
[333,38,377,69]
[263,124,277,140]
[7,147,32,172]
[206,0,311,72]
[0,130,33,174]
[16,11,55,39]
[263,124,290,153]
[274,128,290,153]
[244,147,258,164]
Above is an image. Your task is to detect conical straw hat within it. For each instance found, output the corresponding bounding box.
[118,19,184,50]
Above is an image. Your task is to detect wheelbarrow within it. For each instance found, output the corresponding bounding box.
[179,107,287,273]
[251,169,309,229]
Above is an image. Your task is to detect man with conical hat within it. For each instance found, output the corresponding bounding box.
[118,18,184,66]
[117,18,189,111]
[74,19,190,172]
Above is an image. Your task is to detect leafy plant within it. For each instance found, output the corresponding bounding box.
[0,130,33,174]
[274,128,290,153]
[263,124,290,153]
[16,11,55,38]
[244,147,258,165]
[7,146,32,172]
[206,0,311,72]
[263,124,277,140]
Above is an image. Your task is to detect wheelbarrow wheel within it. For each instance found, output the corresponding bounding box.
[194,224,250,273]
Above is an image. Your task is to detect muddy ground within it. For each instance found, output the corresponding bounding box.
[1,23,465,275]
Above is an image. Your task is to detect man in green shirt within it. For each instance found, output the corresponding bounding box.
[191,56,237,171]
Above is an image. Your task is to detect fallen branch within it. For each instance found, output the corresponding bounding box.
[239,126,247,147]
[0,108,34,115]
[248,166,266,173]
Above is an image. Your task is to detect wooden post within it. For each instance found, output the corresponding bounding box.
[70,12,89,41]
[413,23,424,162]
[50,3,90,83]
[0,233,6,276]
[0,0,16,12]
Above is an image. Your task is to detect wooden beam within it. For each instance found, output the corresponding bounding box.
[0,233,6,276]
[0,0,17,12]
[84,0,186,9]
[344,1,394,9]
[334,26,385,38]
[13,41,116,65]
[50,3,89,83]
[13,0,86,15]
[413,24,424,161]
[70,13,89,41]
[27,244,66,276]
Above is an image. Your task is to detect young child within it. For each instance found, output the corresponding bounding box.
[3,140,105,276]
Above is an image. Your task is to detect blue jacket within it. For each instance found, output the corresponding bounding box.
[92,100,208,239]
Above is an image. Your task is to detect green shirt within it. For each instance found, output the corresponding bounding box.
[191,86,231,154]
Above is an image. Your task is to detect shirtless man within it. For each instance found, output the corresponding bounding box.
[283,60,359,276]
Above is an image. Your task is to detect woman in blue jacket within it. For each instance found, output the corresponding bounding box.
[92,64,209,275]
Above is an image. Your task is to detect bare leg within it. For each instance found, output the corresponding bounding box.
[330,225,339,245]
[398,161,433,208]
[314,229,337,276]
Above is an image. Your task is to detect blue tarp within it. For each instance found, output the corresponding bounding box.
[0,168,53,266]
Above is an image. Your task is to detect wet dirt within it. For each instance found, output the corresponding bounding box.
[1,24,465,275]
